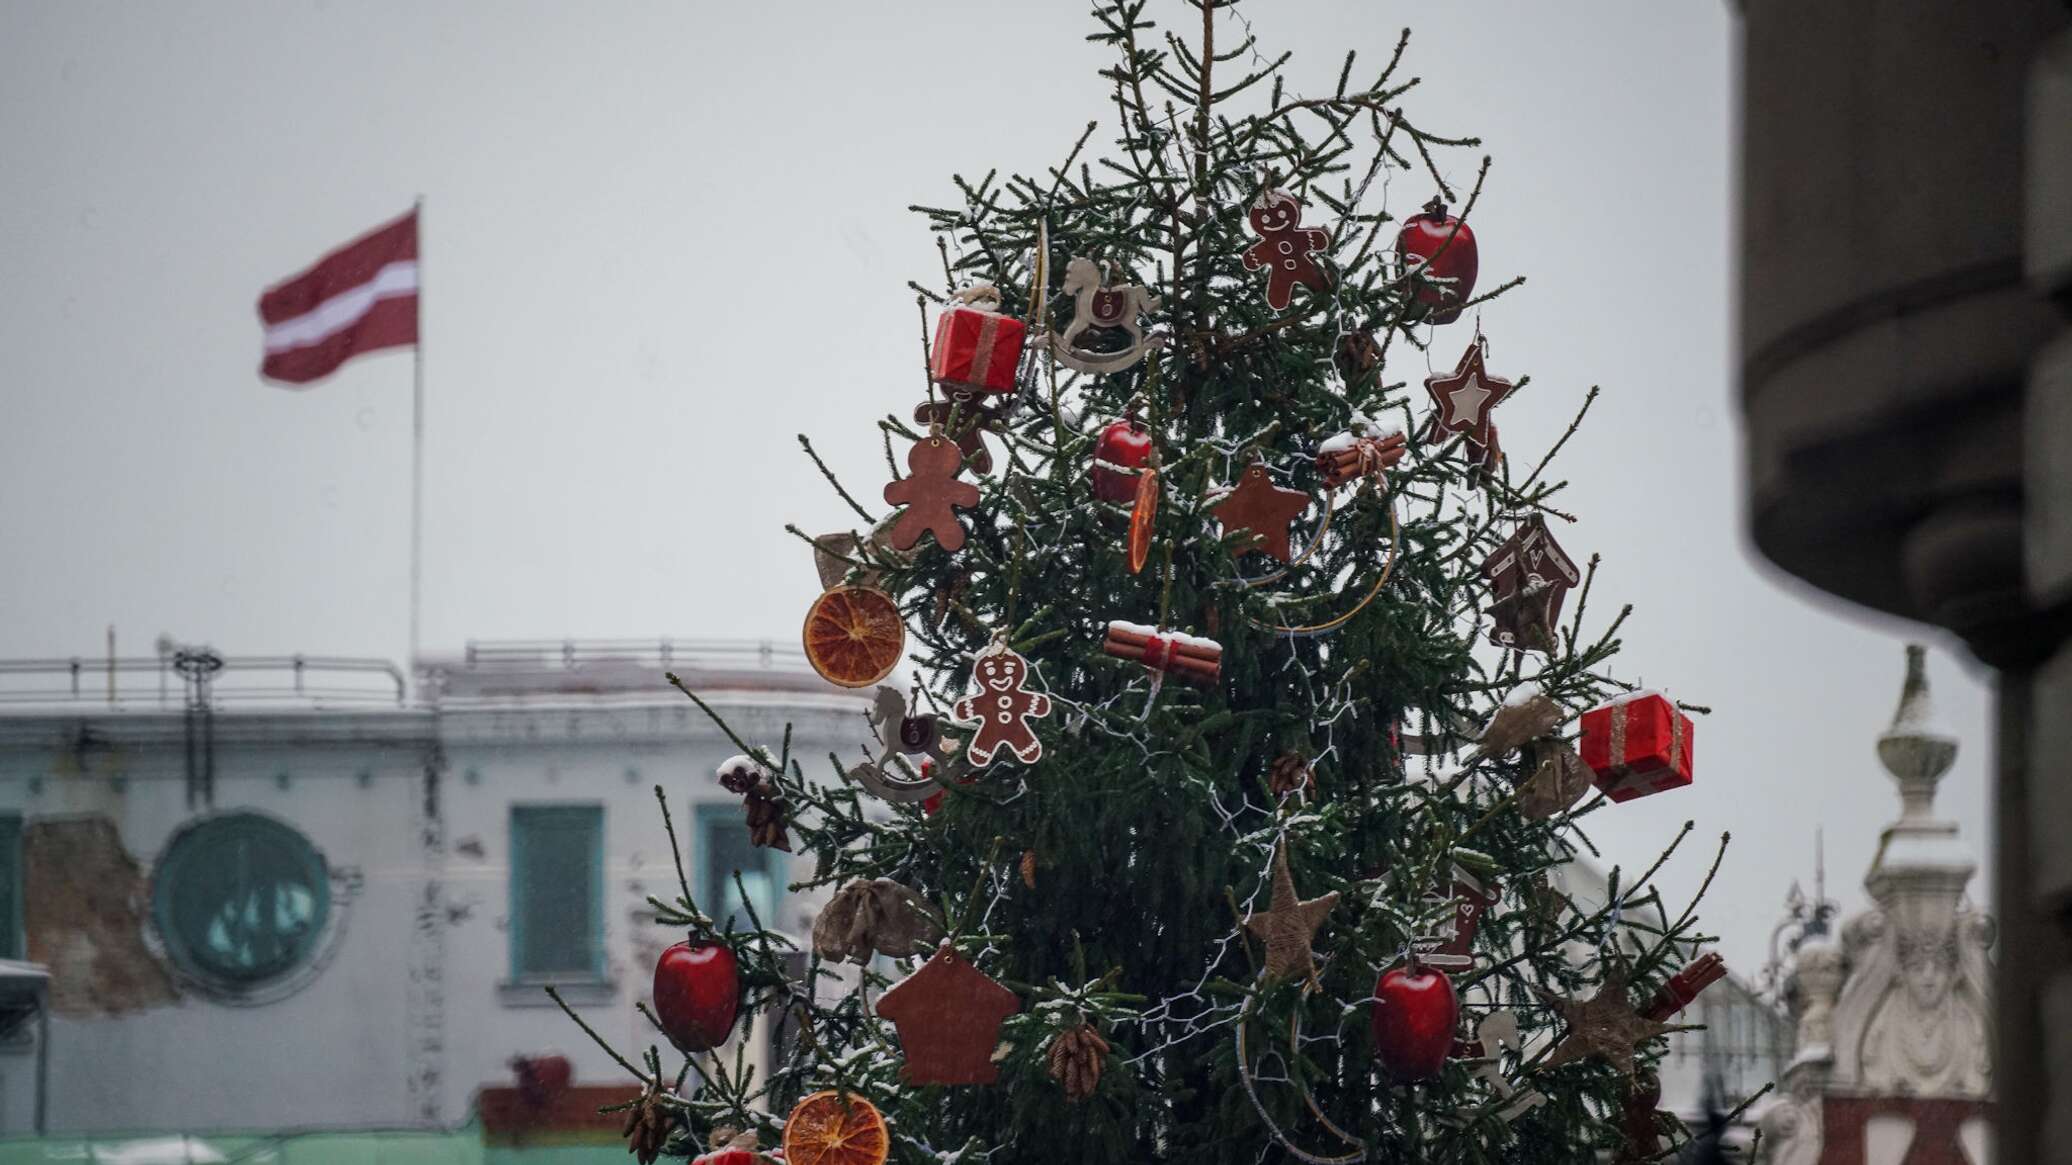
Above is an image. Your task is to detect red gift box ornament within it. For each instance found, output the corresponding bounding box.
[1579,691,1694,802]
[930,284,1027,395]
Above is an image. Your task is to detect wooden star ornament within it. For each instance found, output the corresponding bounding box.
[1534,963,1674,1075]
[1210,463,1312,563]
[1241,843,1338,982]
[1424,337,1514,446]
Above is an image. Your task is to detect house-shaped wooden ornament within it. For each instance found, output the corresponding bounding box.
[1479,515,1582,653]
[874,943,1021,1085]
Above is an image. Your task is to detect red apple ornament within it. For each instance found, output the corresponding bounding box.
[1090,417,1154,504]
[1371,961,1460,1081]
[1395,198,1479,325]
[653,939,741,1053]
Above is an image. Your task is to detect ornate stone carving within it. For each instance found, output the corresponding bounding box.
[1757,646,1996,1164]
[1756,1064,1828,1165]
[1791,942,1846,1054]
[1827,647,1993,1099]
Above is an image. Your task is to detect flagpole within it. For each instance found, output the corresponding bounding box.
[410,194,425,692]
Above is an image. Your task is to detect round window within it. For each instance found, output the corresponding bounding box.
[152,813,331,988]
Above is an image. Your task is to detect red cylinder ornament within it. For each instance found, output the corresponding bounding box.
[1395,199,1479,325]
[653,939,741,1053]
[1370,962,1460,1081]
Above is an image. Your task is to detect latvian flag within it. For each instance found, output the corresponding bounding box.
[259,209,418,385]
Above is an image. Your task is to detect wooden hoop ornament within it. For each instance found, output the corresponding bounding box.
[1233,985,1369,1165]
[1232,489,1337,589]
[1244,500,1401,637]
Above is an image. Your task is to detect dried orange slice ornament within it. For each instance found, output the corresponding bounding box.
[803,586,906,689]
[781,1090,889,1165]
[1128,464,1159,575]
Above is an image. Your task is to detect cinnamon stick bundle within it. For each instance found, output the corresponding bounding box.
[1316,432,1407,488]
[1103,622,1221,684]
[1641,953,1726,1021]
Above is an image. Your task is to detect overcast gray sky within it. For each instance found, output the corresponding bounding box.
[0,0,1997,981]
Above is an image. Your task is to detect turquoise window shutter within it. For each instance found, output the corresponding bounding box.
[0,816,20,961]
[510,806,604,979]
[694,804,779,932]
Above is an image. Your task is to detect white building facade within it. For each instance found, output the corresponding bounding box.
[0,640,861,1135]
[0,636,1791,1144]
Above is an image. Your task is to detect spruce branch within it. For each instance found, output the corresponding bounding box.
[796,434,876,524]
[547,985,656,1085]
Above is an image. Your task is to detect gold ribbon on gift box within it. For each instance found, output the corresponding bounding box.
[1606,697,1687,779]
[950,285,1006,389]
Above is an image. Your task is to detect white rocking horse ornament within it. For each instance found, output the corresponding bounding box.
[1456,1010,1547,1124]
[1048,256,1165,374]
[847,684,967,803]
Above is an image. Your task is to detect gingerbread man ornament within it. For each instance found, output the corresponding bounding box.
[884,432,982,552]
[950,641,1051,766]
[1242,190,1332,311]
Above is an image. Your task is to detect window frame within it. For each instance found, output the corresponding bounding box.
[693,802,783,934]
[508,803,607,983]
[150,810,333,992]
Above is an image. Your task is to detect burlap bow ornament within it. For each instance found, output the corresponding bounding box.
[810,878,944,964]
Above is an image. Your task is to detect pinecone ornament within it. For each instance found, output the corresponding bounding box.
[1020,849,1038,889]
[1047,1022,1111,1101]
[619,1082,676,1165]
[717,758,792,852]
[931,570,971,631]
[741,783,790,851]
[1335,327,1382,386]
[1267,753,1315,800]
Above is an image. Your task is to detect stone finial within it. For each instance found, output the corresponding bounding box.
[1867,645,1972,889]
[1834,644,1992,1099]
[1875,644,1958,827]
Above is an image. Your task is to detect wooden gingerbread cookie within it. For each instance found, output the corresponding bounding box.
[884,431,981,552]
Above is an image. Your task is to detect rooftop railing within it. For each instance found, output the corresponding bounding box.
[0,649,408,710]
[422,637,834,704]
[0,638,837,714]
[450,637,803,671]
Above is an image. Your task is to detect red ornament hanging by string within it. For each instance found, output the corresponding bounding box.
[1370,961,1460,1081]
[1579,691,1695,802]
[1091,415,1155,503]
[1396,197,1479,324]
[652,939,741,1053]
[930,285,1026,395]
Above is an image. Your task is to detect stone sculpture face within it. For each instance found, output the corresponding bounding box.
[1896,931,1957,1012]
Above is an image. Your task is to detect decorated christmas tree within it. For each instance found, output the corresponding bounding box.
[559,4,1740,1163]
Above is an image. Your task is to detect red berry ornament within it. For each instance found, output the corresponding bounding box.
[1370,962,1460,1081]
[1091,417,1154,504]
[653,939,741,1053]
[1395,198,1479,325]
